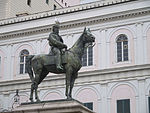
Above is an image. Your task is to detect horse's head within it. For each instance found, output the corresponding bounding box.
[82,27,95,46]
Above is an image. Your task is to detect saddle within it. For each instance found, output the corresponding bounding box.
[43,52,67,66]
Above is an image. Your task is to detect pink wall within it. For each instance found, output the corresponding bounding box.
[111,84,136,113]
[43,92,63,101]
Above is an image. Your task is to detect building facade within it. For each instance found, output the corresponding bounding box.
[0,0,70,20]
[0,0,150,113]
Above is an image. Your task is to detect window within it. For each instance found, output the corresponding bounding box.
[84,102,93,110]
[46,0,49,4]
[54,5,56,10]
[65,3,67,6]
[19,49,29,74]
[27,0,31,6]
[61,0,63,3]
[117,99,130,113]
[82,46,93,66]
[116,34,128,62]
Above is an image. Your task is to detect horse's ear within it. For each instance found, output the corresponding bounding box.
[88,28,91,32]
[84,27,86,33]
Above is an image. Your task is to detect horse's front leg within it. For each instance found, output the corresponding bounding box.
[69,74,77,98]
[65,67,72,99]
[35,85,40,102]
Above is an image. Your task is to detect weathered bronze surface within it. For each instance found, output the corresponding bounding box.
[47,23,67,71]
[26,27,95,102]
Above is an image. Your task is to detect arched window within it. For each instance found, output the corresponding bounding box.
[19,49,29,74]
[116,34,128,62]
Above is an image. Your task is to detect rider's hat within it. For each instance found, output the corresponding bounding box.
[52,18,60,29]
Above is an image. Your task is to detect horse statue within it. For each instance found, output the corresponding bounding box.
[26,28,95,102]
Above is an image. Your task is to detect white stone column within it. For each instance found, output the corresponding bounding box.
[10,44,15,80]
[3,45,11,80]
[135,96,139,113]
[97,98,101,113]
[138,79,146,113]
[99,29,107,69]
[133,32,138,64]
[143,26,148,64]
[145,95,149,113]
[36,39,42,54]
[107,97,111,113]
[2,92,10,111]
[135,23,145,64]
[97,30,102,69]
[101,83,108,113]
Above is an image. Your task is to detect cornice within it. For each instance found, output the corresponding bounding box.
[0,64,150,92]
[0,0,137,26]
[0,7,150,41]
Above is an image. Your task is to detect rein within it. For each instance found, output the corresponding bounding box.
[85,42,96,48]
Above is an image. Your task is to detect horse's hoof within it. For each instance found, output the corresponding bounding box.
[30,98,34,103]
[30,100,34,103]
[36,99,41,102]
[67,96,72,100]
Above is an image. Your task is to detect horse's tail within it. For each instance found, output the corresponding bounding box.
[26,55,34,82]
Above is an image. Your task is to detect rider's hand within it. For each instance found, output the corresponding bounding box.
[63,44,67,49]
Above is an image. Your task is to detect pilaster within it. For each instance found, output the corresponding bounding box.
[101,83,108,113]
[138,79,146,113]
[135,23,145,65]
[99,29,107,69]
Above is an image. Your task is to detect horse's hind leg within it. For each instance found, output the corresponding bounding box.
[30,83,34,102]
[33,69,42,102]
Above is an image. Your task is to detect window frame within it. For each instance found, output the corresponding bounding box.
[19,49,29,75]
[116,34,129,63]
[117,99,130,113]
[83,102,93,110]
[82,46,93,67]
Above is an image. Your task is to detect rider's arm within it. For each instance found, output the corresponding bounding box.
[48,34,67,49]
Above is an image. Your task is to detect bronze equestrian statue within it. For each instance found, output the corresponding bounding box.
[26,26,95,102]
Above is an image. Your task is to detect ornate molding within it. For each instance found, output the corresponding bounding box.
[0,64,150,92]
[0,0,138,26]
[0,8,150,40]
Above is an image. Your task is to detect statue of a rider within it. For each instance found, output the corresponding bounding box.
[47,21,67,71]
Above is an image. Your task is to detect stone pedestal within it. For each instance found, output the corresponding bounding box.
[9,99,95,113]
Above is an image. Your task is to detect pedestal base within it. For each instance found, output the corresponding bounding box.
[10,99,95,113]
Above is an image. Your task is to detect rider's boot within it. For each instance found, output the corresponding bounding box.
[57,65,63,71]
[56,52,63,71]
